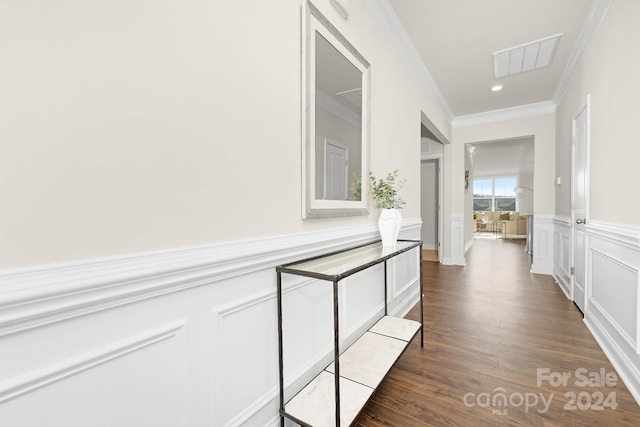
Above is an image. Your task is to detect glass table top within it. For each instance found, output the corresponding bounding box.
[278,240,420,280]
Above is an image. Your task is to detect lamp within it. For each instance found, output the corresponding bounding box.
[513,186,533,194]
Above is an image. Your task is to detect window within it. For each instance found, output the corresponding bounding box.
[473,177,516,211]
[473,179,492,211]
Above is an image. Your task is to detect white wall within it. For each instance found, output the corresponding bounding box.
[0,0,452,270]
[553,0,640,405]
[0,0,451,425]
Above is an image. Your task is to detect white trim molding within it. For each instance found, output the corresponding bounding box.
[552,0,613,105]
[552,218,640,404]
[530,215,554,275]
[0,321,185,404]
[552,215,572,299]
[582,219,640,405]
[363,0,454,122]
[452,101,556,128]
[0,219,422,337]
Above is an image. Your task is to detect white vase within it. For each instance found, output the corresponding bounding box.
[378,209,402,247]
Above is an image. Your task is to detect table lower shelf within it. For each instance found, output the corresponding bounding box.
[283,315,421,427]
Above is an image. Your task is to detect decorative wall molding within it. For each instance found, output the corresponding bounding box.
[531,215,554,275]
[390,250,420,300]
[555,217,640,406]
[585,314,640,406]
[363,0,454,122]
[0,222,422,426]
[586,220,640,249]
[552,216,572,299]
[0,219,421,337]
[0,321,185,404]
[552,0,613,105]
[391,286,420,319]
[452,101,556,128]
[317,89,361,127]
[588,248,638,353]
[553,215,571,225]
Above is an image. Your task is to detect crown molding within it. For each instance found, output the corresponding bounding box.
[316,89,362,127]
[365,0,612,128]
[452,101,556,128]
[363,0,454,122]
[552,0,613,106]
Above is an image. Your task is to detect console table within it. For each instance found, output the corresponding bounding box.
[276,239,424,426]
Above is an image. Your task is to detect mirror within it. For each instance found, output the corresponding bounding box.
[302,1,370,218]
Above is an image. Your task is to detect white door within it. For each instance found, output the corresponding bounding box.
[572,100,590,313]
[324,140,348,200]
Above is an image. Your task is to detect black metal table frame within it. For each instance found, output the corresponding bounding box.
[276,239,424,426]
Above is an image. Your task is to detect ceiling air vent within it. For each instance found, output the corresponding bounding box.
[493,33,562,78]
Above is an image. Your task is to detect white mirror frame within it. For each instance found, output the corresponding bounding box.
[302,0,370,219]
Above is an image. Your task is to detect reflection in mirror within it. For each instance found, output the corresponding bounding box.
[315,33,362,201]
[302,1,370,218]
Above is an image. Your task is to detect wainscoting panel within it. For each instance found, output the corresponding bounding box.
[0,322,188,426]
[582,220,640,405]
[531,215,554,275]
[590,249,638,350]
[0,219,423,427]
[390,248,419,300]
[552,216,572,299]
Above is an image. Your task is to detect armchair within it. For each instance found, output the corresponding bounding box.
[503,214,527,238]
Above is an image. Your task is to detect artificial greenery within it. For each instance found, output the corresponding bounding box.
[350,172,362,201]
[369,170,406,209]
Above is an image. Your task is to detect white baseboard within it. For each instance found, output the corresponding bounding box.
[585,315,640,406]
[552,271,571,299]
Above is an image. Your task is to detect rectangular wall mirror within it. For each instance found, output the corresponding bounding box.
[302,1,370,218]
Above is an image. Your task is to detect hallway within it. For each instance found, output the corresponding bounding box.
[356,238,640,426]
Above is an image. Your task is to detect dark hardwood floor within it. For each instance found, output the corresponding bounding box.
[355,238,640,426]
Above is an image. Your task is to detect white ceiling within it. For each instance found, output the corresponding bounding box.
[376,0,602,119]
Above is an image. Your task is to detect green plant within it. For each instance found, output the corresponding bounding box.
[349,172,362,201]
[369,170,406,209]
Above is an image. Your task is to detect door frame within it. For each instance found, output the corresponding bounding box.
[421,153,443,263]
[323,138,349,200]
[570,95,591,313]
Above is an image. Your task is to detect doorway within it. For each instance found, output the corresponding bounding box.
[421,154,442,263]
[324,139,348,200]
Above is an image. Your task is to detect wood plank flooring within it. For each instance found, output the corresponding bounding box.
[355,238,640,426]
[423,249,438,263]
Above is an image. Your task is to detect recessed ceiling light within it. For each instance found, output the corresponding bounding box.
[491,84,503,92]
